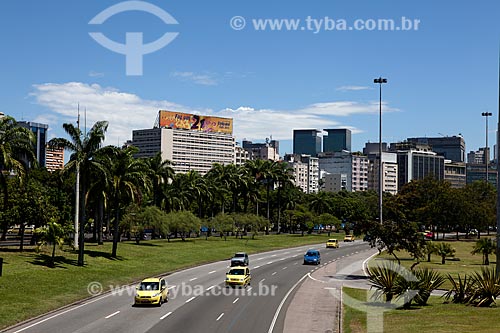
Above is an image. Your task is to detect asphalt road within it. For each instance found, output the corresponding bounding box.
[4,240,372,333]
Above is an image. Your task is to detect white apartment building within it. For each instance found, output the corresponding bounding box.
[132,127,235,175]
[284,154,319,194]
[322,172,348,192]
[351,154,369,192]
[235,145,250,166]
[318,151,353,191]
[367,152,398,195]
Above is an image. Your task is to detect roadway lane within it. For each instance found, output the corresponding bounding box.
[146,241,371,333]
[3,241,372,333]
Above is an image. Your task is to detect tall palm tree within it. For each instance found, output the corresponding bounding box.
[49,121,108,266]
[273,161,294,233]
[0,116,36,240]
[145,152,174,208]
[99,146,150,258]
[206,163,238,214]
[471,238,496,265]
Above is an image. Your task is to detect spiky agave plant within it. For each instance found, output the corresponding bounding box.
[469,268,500,307]
[413,268,445,306]
[442,273,475,304]
[367,260,402,303]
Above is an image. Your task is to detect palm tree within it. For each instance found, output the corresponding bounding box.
[206,163,238,214]
[35,219,68,267]
[471,238,496,265]
[0,116,35,240]
[436,242,456,264]
[145,152,174,208]
[99,146,150,258]
[49,121,108,266]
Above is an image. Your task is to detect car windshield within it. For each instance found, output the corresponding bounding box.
[234,253,245,257]
[229,269,245,275]
[306,251,317,256]
[139,282,159,290]
[328,239,336,242]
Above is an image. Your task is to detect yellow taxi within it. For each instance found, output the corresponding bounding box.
[225,266,251,287]
[344,234,355,242]
[134,277,168,306]
[326,239,339,248]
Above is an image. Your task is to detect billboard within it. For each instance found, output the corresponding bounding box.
[158,110,233,134]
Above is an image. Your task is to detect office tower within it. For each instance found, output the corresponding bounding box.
[293,129,321,156]
[323,128,351,152]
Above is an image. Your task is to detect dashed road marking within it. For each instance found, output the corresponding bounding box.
[160,311,172,320]
[216,313,224,321]
[233,298,239,304]
[272,272,277,276]
[105,311,120,319]
[208,270,216,274]
[189,277,198,282]
[206,285,216,291]
[186,297,196,303]
[254,265,261,269]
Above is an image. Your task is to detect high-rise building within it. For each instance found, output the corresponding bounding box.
[318,151,353,192]
[284,154,319,194]
[351,154,369,192]
[132,111,235,175]
[235,144,250,166]
[393,147,445,190]
[365,150,398,195]
[467,148,488,164]
[323,128,351,153]
[242,139,280,161]
[18,121,48,167]
[45,145,64,172]
[444,161,466,188]
[406,136,466,162]
[293,129,321,156]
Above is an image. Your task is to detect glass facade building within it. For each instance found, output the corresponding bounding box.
[293,129,321,156]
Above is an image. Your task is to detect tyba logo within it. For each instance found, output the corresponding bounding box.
[89,1,179,76]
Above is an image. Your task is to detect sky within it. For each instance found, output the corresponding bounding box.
[1,0,499,157]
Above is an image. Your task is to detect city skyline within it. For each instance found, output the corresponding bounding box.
[1,1,499,156]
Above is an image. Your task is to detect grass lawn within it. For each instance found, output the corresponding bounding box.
[370,237,497,290]
[0,233,336,329]
[343,287,500,333]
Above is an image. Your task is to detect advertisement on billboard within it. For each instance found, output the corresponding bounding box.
[158,110,233,134]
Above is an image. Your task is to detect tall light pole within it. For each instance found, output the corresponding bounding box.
[496,50,500,275]
[374,77,387,224]
[482,112,492,184]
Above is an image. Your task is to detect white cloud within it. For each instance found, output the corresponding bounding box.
[336,85,371,92]
[171,71,218,86]
[30,82,209,145]
[30,82,395,146]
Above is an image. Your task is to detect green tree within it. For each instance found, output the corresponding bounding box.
[35,219,70,267]
[145,152,174,208]
[49,120,108,266]
[99,146,150,257]
[166,210,201,241]
[471,238,496,265]
[436,242,456,264]
[0,116,36,240]
[211,213,234,240]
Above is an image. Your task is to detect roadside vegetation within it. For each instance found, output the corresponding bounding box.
[0,233,336,329]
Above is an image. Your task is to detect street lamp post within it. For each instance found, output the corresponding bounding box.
[481,112,492,184]
[374,77,387,224]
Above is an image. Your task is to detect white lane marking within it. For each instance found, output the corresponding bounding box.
[293,262,298,265]
[272,272,277,276]
[267,273,308,333]
[105,311,120,319]
[160,311,172,320]
[254,257,265,261]
[284,251,290,254]
[12,290,125,333]
[254,265,261,269]
[291,255,298,258]
[206,285,216,291]
[282,267,287,270]
[208,270,216,274]
[279,258,286,261]
[167,286,176,290]
[189,277,198,281]
[216,313,224,321]
[233,298,239,304]
[247,287,252,292]
[267,261,273,265]
[362,251,379,276]
[259,279,265,283]
[271,254,277,257]
[186,297,196,303]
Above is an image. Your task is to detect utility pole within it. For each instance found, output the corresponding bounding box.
[374,77,387,224]
[74,106,80,249]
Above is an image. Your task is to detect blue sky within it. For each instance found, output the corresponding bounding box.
[1,0,499,157]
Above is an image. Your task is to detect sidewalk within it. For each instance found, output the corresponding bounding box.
[283,246,379,333]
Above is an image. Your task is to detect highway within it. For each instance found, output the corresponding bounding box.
[4,241,372,333]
